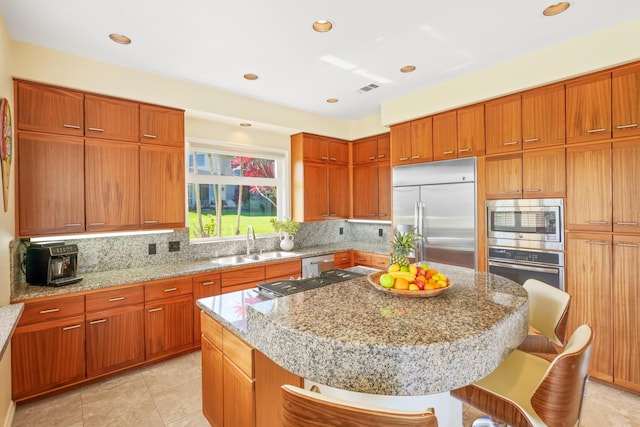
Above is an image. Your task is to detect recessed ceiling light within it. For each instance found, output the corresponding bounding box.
[243,73,259,81]
[313,20,333,33]
[109,33,131,45]
[543,2,570,16]
[239,123,252,127]
[326,98,339,104]
[400,65,416,73]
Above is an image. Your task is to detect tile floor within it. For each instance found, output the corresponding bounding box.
[11,350,640,426]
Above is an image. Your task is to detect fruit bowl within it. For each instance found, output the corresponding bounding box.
[367,271,452,298]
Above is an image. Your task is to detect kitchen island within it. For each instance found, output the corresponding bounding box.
[197,263,528,426]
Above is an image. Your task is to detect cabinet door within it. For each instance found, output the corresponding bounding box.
[15,80,84,136]
[334,251,353,269]
[377,134,390,162]
[328,164,349,218]
[193,272,221,343]
[352,137,378,165]
[371,254,390,270]
[140,145,185,229]
[84,94,139,142]
[327,139,348,165]
[566,142,612,231]
[411,116,433,163]
[352,164,379,219]
[612,64,640,138]
[457,104,485,157]
[566,72,612,143]
[566,233,613,382]
[613,140,640,234]
[85,140,140,232]
[302,163,328,220]
[140,104,185,147]
[485,94,521,154]
[521,84,566,149]
[223,357,256,427]
[390,122,412,166]
[485,154,522,199]
[17,132,85,237]
[613,235,640,391]
[432,111,458,161]
[202,334,224,427]
[378,162,391,220]
[302,134,328,162]
[11,315,85,400]
[522,147,566,198]
[145,295,194,360]
[85,305,145,377]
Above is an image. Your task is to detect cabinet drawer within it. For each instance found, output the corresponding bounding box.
[201,311,223,349]
[221,266,265,287]
[371,254,390,269]
[145,277,192,302]
[223,328,254,378]
[334,251,353,268]
[353,251,372,266]
[85,286,143,312]
[18,295,85,325]
[265,260,301,280]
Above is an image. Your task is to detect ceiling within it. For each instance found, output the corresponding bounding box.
[2,0,640,121]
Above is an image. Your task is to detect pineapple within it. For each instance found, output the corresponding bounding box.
[390,228,420,267]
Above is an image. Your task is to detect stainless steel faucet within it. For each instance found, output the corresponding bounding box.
[246,225,256,255]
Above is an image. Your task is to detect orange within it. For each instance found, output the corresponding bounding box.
[394,278,410,290]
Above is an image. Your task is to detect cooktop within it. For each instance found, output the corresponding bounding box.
[257,269,365,297]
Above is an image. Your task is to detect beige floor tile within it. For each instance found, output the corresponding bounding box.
[141,354,202,395]
[163,410,210,427]
[150,377,203,425]
[12,390,83,427]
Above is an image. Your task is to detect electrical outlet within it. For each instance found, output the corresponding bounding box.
[148,243,156,255]
[339,227,344,235]
[169,241,180,252]
[378,228,383,237]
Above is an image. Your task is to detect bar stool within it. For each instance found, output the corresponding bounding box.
[518,278,571,357]
[281,384,438,427]
[451,324,593,427]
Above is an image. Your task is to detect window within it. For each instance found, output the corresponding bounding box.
[186,140,288,240]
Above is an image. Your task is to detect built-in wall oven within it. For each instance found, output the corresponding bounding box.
[487,198,565,290]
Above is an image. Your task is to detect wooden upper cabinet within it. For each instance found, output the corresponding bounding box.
[84,94,139,142]
[612,140,640,234]
[352,136,378,165]
[301,134,348,165]
[390,122,412,166]
[485,94,522,154]
[85,139,140,232]
[485,153,522,199]
[612,63,640,139]
[377,133,390,162]
[15,80,84,136]
[17,132,85,237]
[566,72,612,143]
[457,104,485,157]
[521,84,566,149]
[522,147,566,198]
[566,142,612,232]
[140,145,186,229]
[410,117,433,163]
[352,163,379,219]
[140,104,185,147]
[433,111,458,161]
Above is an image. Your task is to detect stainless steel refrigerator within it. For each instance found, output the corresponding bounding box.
[392,157,477,269]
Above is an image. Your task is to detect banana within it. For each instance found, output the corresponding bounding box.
[387,271,416,281]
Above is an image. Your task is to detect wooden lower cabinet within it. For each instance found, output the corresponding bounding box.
[193,272,222,344]
[223,357,256,427]
[145,294,194,360]
[334,251,353,269]
[353,251,389,269]
[86,305,145,377]
[11,315,86,400]
[202,333,224,427]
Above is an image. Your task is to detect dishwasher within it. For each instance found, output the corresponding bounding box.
[301,254,335,278]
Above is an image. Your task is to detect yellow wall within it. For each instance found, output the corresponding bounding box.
[0,11,15,427]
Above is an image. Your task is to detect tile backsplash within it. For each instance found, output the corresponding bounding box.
[11,221,391,281]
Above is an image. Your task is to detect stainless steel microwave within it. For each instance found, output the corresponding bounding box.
[486,198,564,251]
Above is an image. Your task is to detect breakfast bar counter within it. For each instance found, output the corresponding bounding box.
[197,262,528,395]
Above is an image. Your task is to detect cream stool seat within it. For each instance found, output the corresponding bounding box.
[281,384,438,427]
[451,324,593,427]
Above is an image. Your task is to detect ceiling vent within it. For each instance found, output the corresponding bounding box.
[357,83,379,94]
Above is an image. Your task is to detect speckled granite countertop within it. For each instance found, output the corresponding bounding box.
[11,242,389,302]
[197,263,528,396]
[0,303,24,359]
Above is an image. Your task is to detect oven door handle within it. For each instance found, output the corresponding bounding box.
[488,260,560,274]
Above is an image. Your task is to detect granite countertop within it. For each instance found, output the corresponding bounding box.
[0,303,24,359]
[11,242,390,302]
[197,262,529,396]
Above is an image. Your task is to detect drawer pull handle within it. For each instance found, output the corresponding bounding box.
[379,213,387,216]
[616,123,638,129]
[443,150,455,155]
[340,257,349,261]
[378,154,385,158]
[368,156,376,160]
[370,213,377,216]
[504,189,520,193]
[89,222,105,226]
[87,127,104,132]
[202,281,215,286]
[588,241,609,245]
[524,188,541,193]
[458,148,471,153]
[89,319,107,325]
[108,297,125,302]
[329,157,337,161]
[63,124,81,129]
[320,156,329,160]
[148,307,163,313]
[144,220,158,224]
[523,138,540,143]
[616,243,640,247]
[65,223,82,227]
[163,287,178,293]
[411,155,421,159]
[587,220,609,225]
[39,308,60,314]
[616,222,639,226]
[399,157,410,161]
[63,324,82,331]
[329,213,337,217]
[503,141,519,146]
[142,133,157,139]
[587,128,607,133]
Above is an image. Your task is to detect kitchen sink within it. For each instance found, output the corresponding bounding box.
[215,255,251,265]
[214,251,297,265]
[257,251,297,260]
